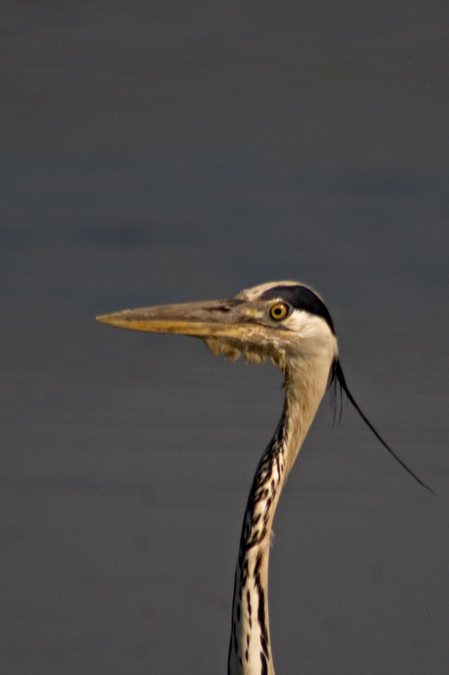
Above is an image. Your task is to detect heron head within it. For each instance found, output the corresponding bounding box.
[96,281,338,373]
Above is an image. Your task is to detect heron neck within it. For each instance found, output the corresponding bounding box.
[228,361,329,675]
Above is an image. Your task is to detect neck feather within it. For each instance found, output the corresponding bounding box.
[227,356,332,675]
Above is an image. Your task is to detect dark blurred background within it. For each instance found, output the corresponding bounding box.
[1,2,449,674]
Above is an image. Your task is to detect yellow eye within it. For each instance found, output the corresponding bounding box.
[269,302,289,321]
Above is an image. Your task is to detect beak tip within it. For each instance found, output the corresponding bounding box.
[96,311,145,331]
[96,313,116,325]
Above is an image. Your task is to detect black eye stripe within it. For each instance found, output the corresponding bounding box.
[261,285,335,334]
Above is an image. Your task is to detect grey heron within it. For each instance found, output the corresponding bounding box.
[97,280,430,675]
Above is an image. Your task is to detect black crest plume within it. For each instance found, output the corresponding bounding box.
[332,359,434,494]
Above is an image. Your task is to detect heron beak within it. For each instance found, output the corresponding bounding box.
[96,300,254,340]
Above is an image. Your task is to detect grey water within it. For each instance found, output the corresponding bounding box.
[1,2,449,673]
